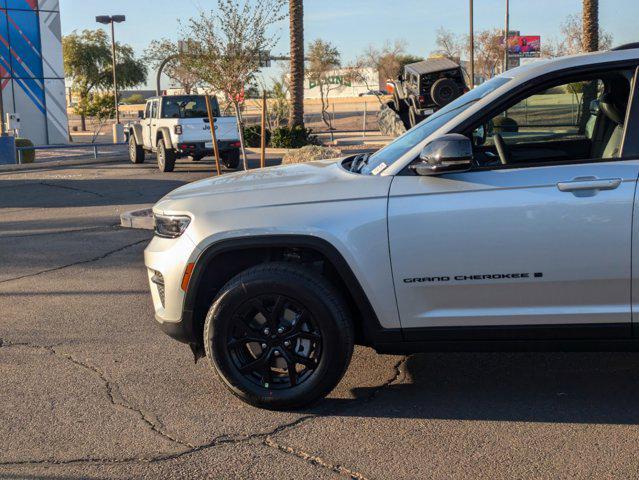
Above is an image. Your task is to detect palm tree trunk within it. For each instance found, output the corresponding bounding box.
[582,0,599,52]
[288,0,304,127]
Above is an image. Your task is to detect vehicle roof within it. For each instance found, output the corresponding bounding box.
[405,58,460,75]
[498,47,639,83]
[147,94,206,101]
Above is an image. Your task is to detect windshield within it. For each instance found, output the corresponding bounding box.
[161,96,220,119]
[362,77,511,175]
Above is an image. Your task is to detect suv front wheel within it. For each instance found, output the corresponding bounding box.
[204,262,354,410]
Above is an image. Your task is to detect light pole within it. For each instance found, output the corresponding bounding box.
[503,0,510,73]
[469,0,475,88]
[96,15,125,125]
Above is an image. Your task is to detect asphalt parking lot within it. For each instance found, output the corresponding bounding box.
[3,156,639,479]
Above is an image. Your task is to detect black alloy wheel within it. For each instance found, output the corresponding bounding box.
[227,294,322,389]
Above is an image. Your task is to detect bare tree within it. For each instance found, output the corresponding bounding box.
[433,28,464,63]
[288,0,305,127]
[144,39,202,94]
[307,39,341,130]
[182,0,285,170]
[361,40,406,85]
[432,27,504,81]
[543,14,612,58]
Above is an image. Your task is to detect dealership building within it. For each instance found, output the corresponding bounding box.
[1,0,68,145]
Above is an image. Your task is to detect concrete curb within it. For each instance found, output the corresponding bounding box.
[0,155,127,173]
[120,208,154,230]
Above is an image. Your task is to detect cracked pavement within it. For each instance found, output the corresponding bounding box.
[2,157,639,479]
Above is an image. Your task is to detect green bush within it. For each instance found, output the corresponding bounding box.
[243,125,271,148]
[271,125,317,149]
[15,138,35,164]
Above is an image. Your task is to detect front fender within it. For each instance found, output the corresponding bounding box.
[130,124,143,145]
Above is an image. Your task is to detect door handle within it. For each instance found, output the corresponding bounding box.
[557,177,622,192]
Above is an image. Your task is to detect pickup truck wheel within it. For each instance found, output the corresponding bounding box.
[221,149,240,169]
[129,136,145,164]
[157,140,176,172]
[204,262,354,410]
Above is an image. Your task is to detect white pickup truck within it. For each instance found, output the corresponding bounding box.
[128,95,241,172]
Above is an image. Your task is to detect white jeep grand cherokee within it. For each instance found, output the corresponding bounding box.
[145,45,639,409]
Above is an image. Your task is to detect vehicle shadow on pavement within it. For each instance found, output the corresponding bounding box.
[0,178,190,209]
[324,352,639,425]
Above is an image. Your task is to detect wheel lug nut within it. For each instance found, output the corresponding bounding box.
[263,328,270,335]
[283,341,291,347]
[274,350,281,357]
[277,327,284,334]
[261,343,268,349]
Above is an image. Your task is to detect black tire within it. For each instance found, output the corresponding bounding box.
[221,149,241,169]
[204,262,355,410]
[431,78,459,107]
[190,155,204,162]
[157,140,176,172]
[129,135,145,164]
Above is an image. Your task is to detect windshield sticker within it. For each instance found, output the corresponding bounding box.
[371,163,387,175]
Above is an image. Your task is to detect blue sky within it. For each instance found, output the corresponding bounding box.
[59,0,638,89]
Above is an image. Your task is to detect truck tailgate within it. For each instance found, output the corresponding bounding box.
[211,117,240,141]
[179,117,239,143]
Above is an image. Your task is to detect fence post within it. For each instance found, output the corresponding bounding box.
[93,145,98,159]
[17,149,22,164]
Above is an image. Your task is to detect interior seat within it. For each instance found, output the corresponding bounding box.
[591,79,629,159]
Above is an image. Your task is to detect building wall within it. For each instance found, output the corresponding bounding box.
[300,67,382,100]
[1,0,68,145]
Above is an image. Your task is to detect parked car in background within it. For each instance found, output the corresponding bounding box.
[359,89,389,97]
[128,95,241,172]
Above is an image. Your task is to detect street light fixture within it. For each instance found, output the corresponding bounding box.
[96,15,126,125]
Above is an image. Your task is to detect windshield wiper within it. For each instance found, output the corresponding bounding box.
[350,153,371,173]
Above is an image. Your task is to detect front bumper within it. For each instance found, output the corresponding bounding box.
[144,233,202,343]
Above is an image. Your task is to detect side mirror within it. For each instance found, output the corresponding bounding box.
[411,134,473,176]
[137,110,144,119]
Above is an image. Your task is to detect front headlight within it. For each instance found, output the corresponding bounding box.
[154,214,191,238]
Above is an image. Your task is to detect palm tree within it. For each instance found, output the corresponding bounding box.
[582,0,599,52]
[288,0,304,127]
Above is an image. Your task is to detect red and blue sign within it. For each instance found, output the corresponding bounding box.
[0,0,46,114]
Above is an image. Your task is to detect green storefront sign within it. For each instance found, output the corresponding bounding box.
[309,75,352,90]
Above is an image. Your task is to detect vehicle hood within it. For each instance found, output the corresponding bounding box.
[153,158,392,215]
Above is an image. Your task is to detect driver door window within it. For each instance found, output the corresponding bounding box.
[472,70,633,167]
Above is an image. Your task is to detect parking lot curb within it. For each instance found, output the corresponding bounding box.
[121,208,154,230]
[0,155,127,173]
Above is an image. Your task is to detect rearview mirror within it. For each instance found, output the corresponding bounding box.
[411,134,473,176]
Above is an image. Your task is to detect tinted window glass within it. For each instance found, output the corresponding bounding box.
[363,76,510,174]
[161,96,219,119]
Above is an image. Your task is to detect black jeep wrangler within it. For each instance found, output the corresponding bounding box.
[382,58,467,132]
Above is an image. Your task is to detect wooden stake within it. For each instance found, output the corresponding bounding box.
[205,94,222,176]
[260,91,267,169]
